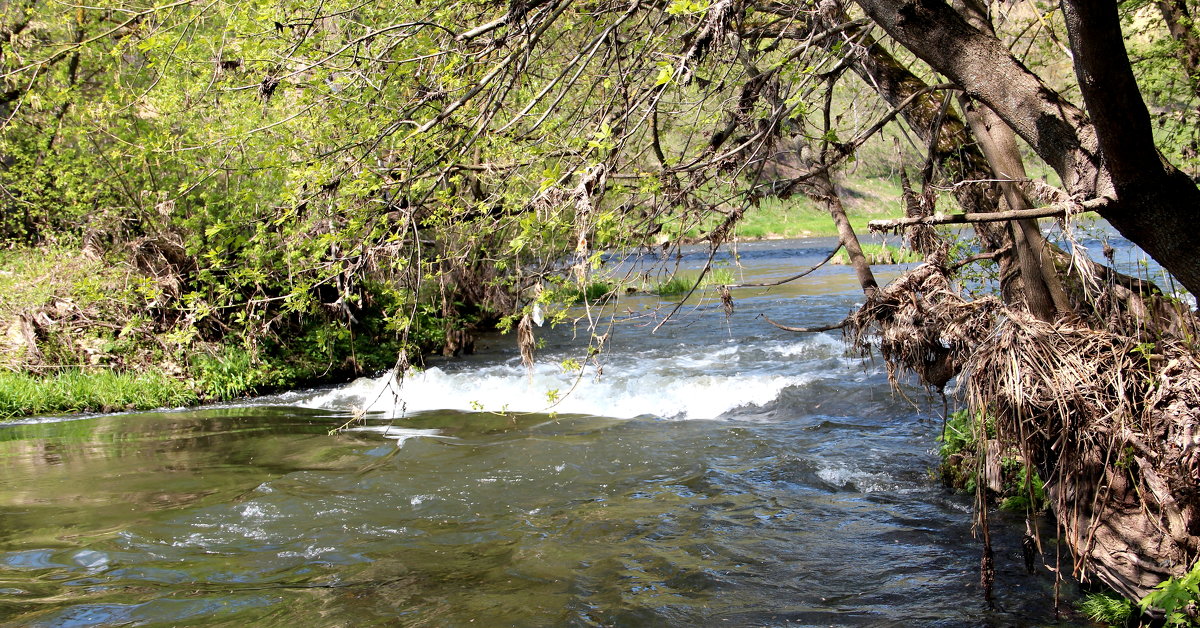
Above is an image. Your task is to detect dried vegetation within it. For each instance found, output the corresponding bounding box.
[847,237,1200,606]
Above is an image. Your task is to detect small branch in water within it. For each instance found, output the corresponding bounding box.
[867,196,1111,231]
[758,313,848,333]
[727,244,842,288]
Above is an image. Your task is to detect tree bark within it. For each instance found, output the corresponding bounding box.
[951,0,1069,320]
[1060,0,1200,296]
[853,0,1200,297]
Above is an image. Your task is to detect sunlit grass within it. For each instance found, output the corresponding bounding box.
[653,268,736,296]
[735,176,905,239]
[831,243,922,265]
[0,247,119,322]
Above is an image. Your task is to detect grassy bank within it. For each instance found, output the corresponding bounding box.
[0,246,412,421]
[0,369,198,418]
[831,243,922,265]
[735,176,904,239]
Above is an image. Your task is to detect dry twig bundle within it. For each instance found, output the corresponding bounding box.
[850,260,1200,601]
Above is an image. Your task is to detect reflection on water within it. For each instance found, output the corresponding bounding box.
[0,239,1086,626]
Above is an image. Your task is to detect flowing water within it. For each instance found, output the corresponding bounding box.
[0,236,1126,627]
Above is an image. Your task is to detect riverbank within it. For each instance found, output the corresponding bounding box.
[0,246,410,420]
[0,179,905,421]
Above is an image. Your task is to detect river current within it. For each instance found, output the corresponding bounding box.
[0,236,1130,626]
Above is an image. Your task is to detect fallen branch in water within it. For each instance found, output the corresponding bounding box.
[758,312,848,333]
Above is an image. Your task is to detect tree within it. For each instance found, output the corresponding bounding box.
[3,0,1199,609]
[855,0,1200,297]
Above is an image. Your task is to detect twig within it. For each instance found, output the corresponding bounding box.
[758,313,847,333]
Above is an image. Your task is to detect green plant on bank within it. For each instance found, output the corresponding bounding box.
[0,369,198,419]
[1080,591,1135,626]
[831,243,923,266]
[937,408,1047,512]
[653,268,736,296]
[1140,559,1200,626]
[193,347,261,401]
[558,281,616,304]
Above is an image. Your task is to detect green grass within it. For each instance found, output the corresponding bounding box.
[1078,592,1134,626]
[831,243,923,265]
[0,247,115,321]
[0,369,198,420]
[560,281,615,304]
[653,268,736,296]
[735,176,905,239]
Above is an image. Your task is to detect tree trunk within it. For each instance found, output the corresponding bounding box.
[811,173,879,298]
[1060,0,1200,296]
[756,142,879,297]
[951,0,1069,320]
[853,0,1200,297]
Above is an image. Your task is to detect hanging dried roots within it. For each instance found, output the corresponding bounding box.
[964,311,1200,601]
[517,313,536,375]
[850,261,1200,602]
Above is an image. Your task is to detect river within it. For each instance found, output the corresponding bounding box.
[0,235,1127,626]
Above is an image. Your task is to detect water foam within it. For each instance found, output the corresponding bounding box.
[301,334,852,420]
[304,365,810,420]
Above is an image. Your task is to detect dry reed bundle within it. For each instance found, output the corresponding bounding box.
[851,259,1200,602]
[964,312,1200,601]
[848,263,1001,390]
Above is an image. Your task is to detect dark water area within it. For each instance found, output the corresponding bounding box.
[0,237,1108,626]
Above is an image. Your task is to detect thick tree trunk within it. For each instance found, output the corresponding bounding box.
[951,0,1069,320]
[853,0,1200,297]
[959,98,1065,320]
[1061,0,1200,297]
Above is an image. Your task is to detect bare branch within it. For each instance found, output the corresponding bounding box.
[758,313,848,333]
[867,196,1111,231]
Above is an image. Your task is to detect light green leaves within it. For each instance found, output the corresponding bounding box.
[1140,560,1200,626]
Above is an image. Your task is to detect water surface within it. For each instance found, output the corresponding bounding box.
[0,238,1091,626]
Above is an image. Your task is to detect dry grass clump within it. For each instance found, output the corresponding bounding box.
[850,258,1200,602]
[848,262,1001,390]
[964,311,1200,600]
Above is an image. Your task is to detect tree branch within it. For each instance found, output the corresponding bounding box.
[867,196,1110,231]
[758,313,848,333]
